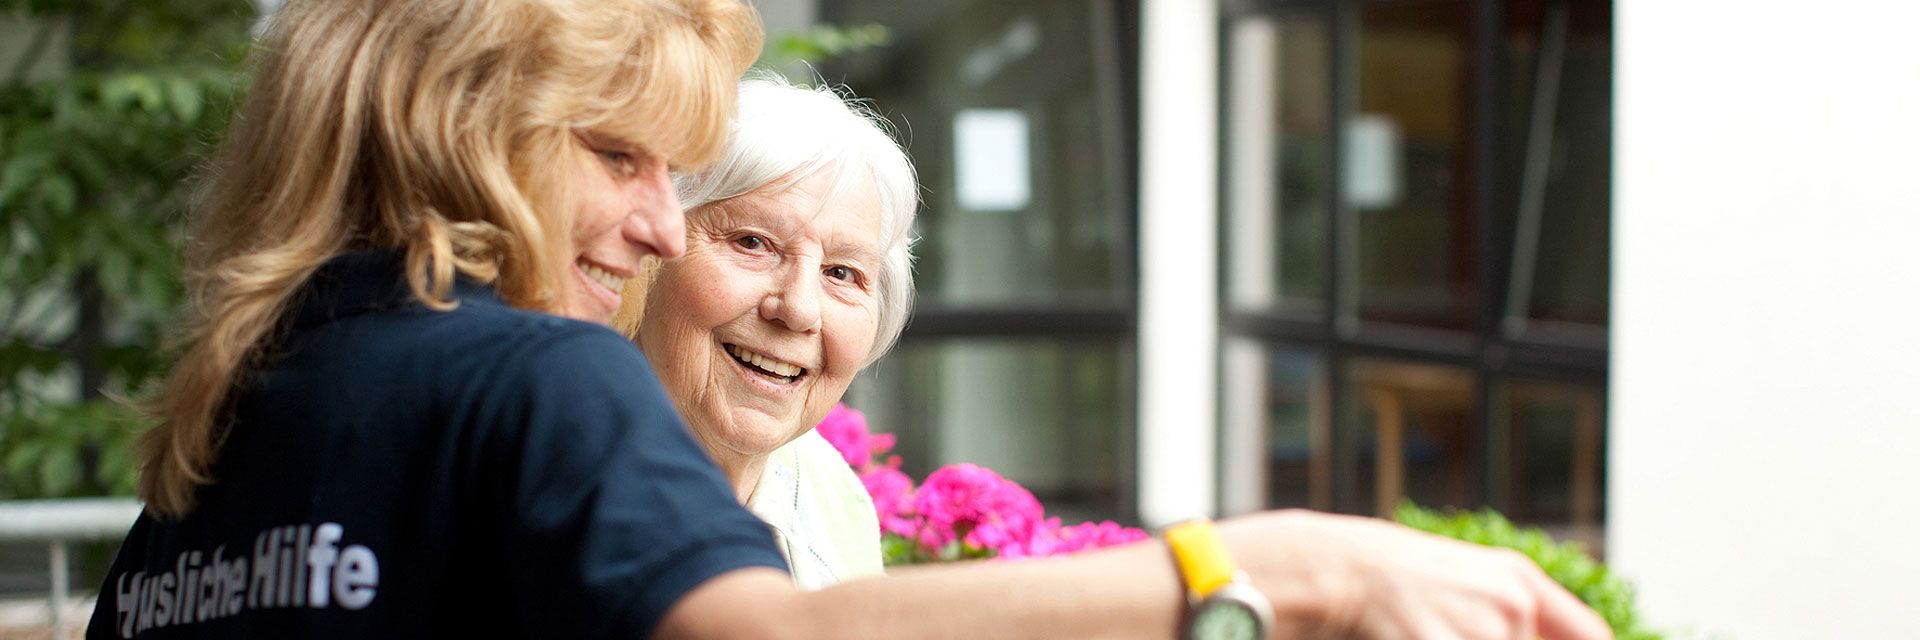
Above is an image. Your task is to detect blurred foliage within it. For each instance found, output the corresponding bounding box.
[1,0,254,499]
[1395,502,1665,640]
[880,531,995,566]
[759,23,891,73]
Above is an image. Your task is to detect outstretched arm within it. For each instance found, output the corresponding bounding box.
[655,510,1612,640]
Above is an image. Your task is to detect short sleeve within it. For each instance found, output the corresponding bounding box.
[480,326,787,638]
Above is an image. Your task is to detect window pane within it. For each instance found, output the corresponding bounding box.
[1221,339,1328,514]
[845,338,1130,521]
[1503,0,1612,331]
[1352,0,1478,331]
[1342,358,1478,515]
[1225,13,1331,314]
[1496,378,1606,552]
[837,0,1128,305]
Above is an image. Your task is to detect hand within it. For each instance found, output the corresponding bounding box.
[1218,510,1613,640]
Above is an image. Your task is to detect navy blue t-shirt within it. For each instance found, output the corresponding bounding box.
[87,251,786,638]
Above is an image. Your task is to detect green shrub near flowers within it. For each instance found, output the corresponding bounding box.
[1395,502,1664,640]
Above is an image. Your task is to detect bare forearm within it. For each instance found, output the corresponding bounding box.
[659,542,1195,640]
[655,510,1610,640]
[798,541,1184,639]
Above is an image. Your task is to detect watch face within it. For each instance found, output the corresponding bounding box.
[1189,600,1263,640]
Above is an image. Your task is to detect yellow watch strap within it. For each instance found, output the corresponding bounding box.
[1163,519,1235,597]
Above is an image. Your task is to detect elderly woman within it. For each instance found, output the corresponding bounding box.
[615,77,913,588]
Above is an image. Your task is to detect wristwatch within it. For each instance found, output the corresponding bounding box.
[1163,519,1275,640]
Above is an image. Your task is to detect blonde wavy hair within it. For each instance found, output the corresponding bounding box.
[138,0,762,518]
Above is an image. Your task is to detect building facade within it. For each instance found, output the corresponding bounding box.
[802,0,1615,548]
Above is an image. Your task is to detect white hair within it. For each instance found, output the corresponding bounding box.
[674,73,919,365]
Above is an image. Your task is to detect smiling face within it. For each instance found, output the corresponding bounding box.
[638,165,884,468]
[558,130,687,325]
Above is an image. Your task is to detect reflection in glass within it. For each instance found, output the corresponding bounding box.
[846,338,1129,522]
[1222,340,1328,514]
[1496,378,1605,552]
[1226,13,1331,314]
[1342,359,1478,515]
[1352,0,1477,331]
[1502,0,1612,333]
[837,0,1127,305]
[1218,0,1612,544]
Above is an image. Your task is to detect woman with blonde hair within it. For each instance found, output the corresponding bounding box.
[91,0,777,637]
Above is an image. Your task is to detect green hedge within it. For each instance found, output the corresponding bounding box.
[1395,502,1665,640]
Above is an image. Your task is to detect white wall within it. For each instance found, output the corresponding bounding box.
[1611,3,1920,638]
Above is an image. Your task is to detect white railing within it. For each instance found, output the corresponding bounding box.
[0,498,142,637]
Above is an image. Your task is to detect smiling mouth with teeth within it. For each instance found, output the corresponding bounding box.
[579,260,626,292]
[725,344,807,383]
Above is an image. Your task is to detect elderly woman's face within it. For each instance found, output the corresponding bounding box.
[640,167,883,460]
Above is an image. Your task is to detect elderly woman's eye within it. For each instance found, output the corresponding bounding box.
[825,265,861,284]
[734,235,767,251]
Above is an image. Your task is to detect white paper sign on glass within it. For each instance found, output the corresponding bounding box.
[954,108,1032,213]
[1344,113,1403,211]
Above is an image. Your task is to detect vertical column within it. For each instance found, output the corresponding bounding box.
[50,540,69,638]
[1219,339,1268,516]
[1218,14,1280,518]
[1226,17,1279,312]
[1137,0,1221,527]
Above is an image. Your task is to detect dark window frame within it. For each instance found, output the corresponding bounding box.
[1217,0,1610,516]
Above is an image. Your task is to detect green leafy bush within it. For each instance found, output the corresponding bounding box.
[1,0,254,499]
[1395,502,1664,640]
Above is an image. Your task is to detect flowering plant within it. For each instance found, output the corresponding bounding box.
[816,404,1148,565]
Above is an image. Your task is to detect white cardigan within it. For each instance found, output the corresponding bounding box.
[745,428,886,590]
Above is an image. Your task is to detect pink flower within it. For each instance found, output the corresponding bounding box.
[816,404,897,469]
[997,517,1064,559]
[1047,520,1150,554]
[860,466,918,537]
[828,406,1148,564]
[992,519,1150,560]
[912,464,1044,553]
